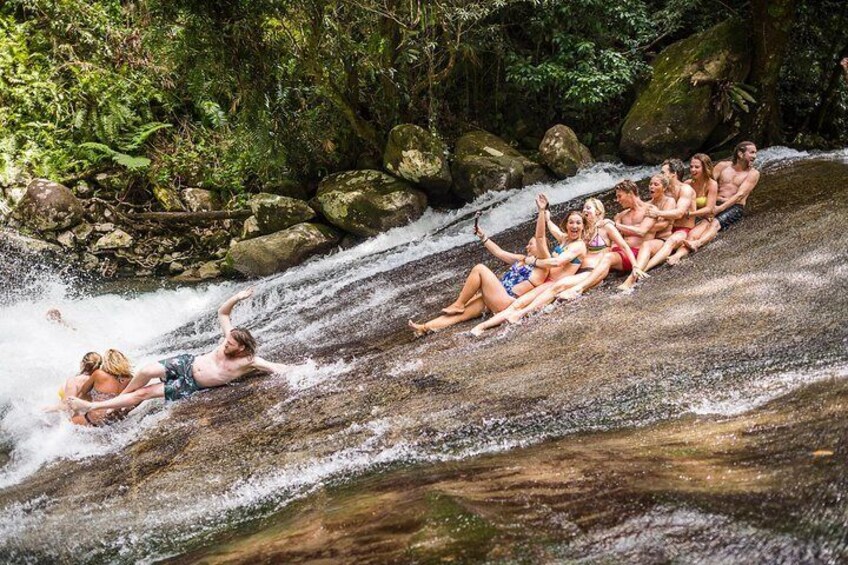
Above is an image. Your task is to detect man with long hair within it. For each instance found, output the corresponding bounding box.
[68,287,290,414]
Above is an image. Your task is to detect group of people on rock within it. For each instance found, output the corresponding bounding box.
[409,141,760,337]
[48,287,291,425]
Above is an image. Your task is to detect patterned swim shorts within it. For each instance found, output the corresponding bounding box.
[158,353,201,401]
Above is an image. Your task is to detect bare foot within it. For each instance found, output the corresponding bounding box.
[470,326,485,337]
[557,288,582,301]
[682,240,700,252]
[66,396,92,414]
[506,310,523,324]
[618,277,635,292]
[441,303,464,315]
[408,319,432,338]
[667,254,682,266]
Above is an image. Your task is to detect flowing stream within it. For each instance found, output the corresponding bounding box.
[0,147,846,562]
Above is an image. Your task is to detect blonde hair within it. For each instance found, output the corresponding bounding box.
[582,198,606,244]
[651,174,669,191]
[79,352,102,375]
[102,349,133,380]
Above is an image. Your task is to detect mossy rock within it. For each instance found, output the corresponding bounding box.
[619,19,751,164]
[538,125,594,178]
[312,170,428,237]
[225,222,340,277]
[451,131,548,201]
[13,179,84,232]
[248,193,315,235]
[153,185,184,212]
[383,124,452,196]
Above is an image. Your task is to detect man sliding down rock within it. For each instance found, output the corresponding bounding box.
[68,287,290,414]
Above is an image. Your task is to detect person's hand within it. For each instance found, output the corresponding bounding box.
[645,204,659,219]
[535,193,548,211]
[632,267,651,280]
[234,286,255,301]
[475,226,487,240]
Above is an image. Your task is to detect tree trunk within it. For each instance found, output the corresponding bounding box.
[810,45,848,135]
[747,0,798,145]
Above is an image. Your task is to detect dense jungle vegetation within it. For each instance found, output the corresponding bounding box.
[1,0,846,200]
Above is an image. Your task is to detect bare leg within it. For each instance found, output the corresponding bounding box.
[411,297,488,336]
[442,264,496,314]
[122,362,167,395]
[644,232,687,271]
[619,241,661,291]
[560,255,618,300]
[67,383,166,414]
[671,220,719,264]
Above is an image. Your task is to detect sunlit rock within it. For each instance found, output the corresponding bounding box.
[383,124,452,196]
[312,170,427,237]
[249,193,315,235]
[13,179,84,232]
[538,125,594,178]
[225,222,340,277]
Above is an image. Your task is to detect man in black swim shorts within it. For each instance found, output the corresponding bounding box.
[68,287,292,415]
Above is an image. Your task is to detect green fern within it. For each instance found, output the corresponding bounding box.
[79,141,151,171]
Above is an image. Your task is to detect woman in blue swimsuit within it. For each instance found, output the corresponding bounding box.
[408,198,551,337]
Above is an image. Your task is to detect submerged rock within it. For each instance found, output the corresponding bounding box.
[312,170,427,237]
[225,222,340,277]
[383,124,452,196]
[619,20,750,163]
[249,193,315,235]
[451,131,548,201]
[538,125,594,178]
[13,179,84,232]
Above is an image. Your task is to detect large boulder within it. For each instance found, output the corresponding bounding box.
[312,170,427,237]
[619,20,751,164]
[383,124,452,196]
[538,125,594,178]
[450,131,548,201]
[249,193,316,235]
[13,179,84,232]
[225,222,340,277]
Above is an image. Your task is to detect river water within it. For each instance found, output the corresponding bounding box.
[0,147,846,562]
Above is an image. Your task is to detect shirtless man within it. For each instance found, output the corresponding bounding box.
[67,287,291,414]
[637,159,697,268]
[684,141,760,249]
[619,162,693,290]
[559,180,649,299]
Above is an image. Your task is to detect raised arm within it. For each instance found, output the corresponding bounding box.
[250,356,292,376]
[715,170,760,213]
[474,227,524,265]
[534,195,552,260]
[218,287,255,336]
